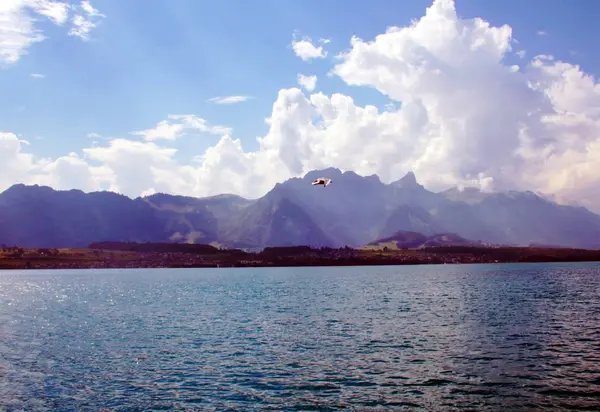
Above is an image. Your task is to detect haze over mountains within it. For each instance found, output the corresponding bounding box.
[1,168,600,250]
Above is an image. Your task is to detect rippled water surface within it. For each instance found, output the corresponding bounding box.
[1,262,600,411]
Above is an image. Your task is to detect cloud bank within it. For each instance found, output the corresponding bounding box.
[3,0,600,213]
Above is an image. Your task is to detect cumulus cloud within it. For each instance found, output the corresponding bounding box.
[30,73,45,78]
[0,132,106,193]
[3,0,600,214]
[0,132,44,188]
[41,152,103,192]
[297,74,317,92]
[131,114,232,141]
[0,0,103,65]
[291,34,327,61]
[207,95,252,104]
[81,139,189,196]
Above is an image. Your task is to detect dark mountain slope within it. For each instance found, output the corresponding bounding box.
[218,185,335,248]
[0,184,165,248]
[139,192,253,244]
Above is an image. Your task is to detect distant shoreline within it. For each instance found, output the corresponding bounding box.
[2,243,600,270]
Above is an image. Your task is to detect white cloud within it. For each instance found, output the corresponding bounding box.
[131,114,232,141]
[0,132,44,189]
[30,72,45,78]
[3,0,600,214]
[0,0,104,66]
[537,30,548,36]
[131,121,185,142]
[81,139,189,196]
[33,0,69,25]
[207,95,252,104]
[291,34,327,61]
[0,0,51,65]
[41,152,101,192]
[516,50,526,59]
[297,73,317,92]
[68,0,105,41]
[319,38,331,44]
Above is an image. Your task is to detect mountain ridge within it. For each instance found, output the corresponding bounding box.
[2,169,600,250]
[367,230,483,249]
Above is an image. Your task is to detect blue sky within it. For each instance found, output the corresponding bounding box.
[2,0,599,164]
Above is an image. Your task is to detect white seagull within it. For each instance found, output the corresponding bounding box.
[312,177,332,187]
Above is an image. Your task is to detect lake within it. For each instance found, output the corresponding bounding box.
[1,262,600,411]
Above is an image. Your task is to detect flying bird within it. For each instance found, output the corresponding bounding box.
[312,178,332,187]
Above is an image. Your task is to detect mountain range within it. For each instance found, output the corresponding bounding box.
[1,167,600,250]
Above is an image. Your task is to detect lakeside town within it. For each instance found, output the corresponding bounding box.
[1,242,600,270]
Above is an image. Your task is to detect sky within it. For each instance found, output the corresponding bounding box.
[2,0,600,211]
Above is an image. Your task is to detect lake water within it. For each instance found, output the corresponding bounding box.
[1,262,600,411]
